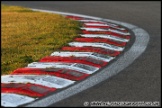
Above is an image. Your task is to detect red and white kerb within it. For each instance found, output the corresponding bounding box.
[1,15,131,107]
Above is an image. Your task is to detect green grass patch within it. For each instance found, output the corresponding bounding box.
[1,4,81,75]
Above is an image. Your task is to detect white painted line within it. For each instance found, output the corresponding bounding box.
[80,34,129,42]
[81,27,130,35]
[51,51,114,62]
[1,93,35,107]
[27,62,99,74]
[2,75,75,88]
[69,42,124,51]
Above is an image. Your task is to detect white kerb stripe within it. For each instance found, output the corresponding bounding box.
[84,23,126,30]
[68,42,124,51]
[81,27,130,35]
[108,29,130,35]
[1,75,75,88]
[84,23,109,26]
[80,34,129,42]
[84,23,118,27]
[80,20,119,27]
[1,93,35,107]
[78,19,106,23]
[80,27,109,31]
[27,62,99,74]
[51,51,114,62]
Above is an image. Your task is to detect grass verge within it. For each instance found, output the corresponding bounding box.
[1,4,81,75]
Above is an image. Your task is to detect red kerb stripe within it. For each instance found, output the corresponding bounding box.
[1,83,56,97]
[40,56,102,68]
[74,37,126,46]
[62,46,120,56]
[82,30,130,39]
[11,68,89,81]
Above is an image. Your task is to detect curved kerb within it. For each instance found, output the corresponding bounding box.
[23,8,150,107]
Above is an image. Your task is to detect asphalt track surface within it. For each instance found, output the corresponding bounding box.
[2,1,161,107]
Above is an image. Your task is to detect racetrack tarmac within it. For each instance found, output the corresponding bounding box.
[1,1,161,107]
